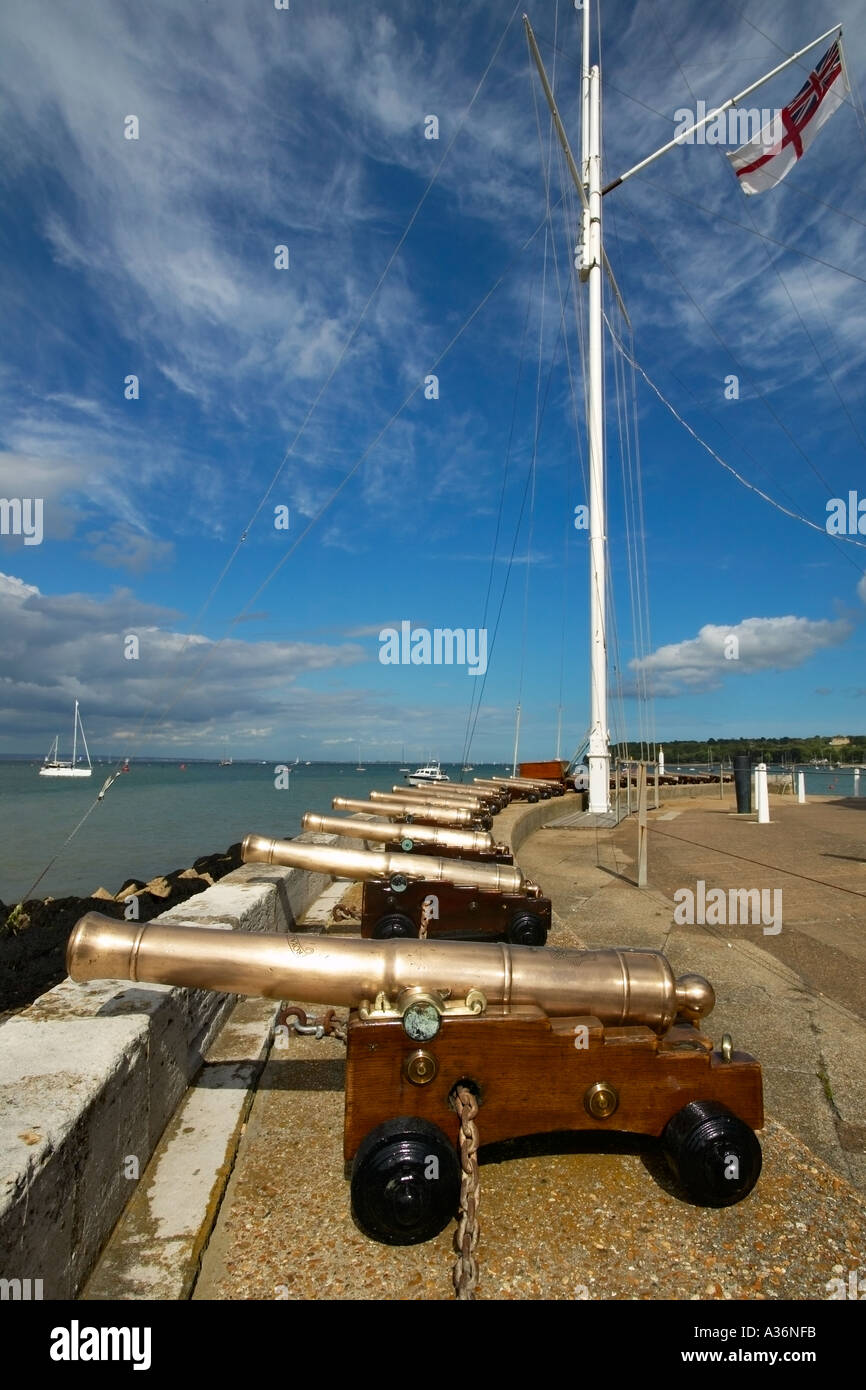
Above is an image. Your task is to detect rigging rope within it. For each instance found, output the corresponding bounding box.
[604,317,866,555]
[459,280,534,770]
[616,189,856,515]
[462,12,583,769]
[460,292,569,764]
[24,1,536,891]
[18,772,122,902]
[184,0,529,646]
[72,4,528,770]
[727,0,866,145]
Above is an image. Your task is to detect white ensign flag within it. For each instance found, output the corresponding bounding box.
[728,38,847,195]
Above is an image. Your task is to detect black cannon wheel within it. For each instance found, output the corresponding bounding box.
[370,912,416,939]
[663,1100,762,1207]
[507,912,547,947]
[350,1117,461,1245]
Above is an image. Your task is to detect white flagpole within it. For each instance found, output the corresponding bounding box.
[582,4,610,814]
[511,701,522,778]
[522,9,611,812]
[603,23,841,194]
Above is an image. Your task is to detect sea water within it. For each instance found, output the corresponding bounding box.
[0,761,512,902]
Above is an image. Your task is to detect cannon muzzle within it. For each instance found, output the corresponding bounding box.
[67,914,714,1032]
[242,834,523,891]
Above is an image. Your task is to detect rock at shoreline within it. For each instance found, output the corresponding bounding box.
[116,878,147,897]
[176,867,214,885]
[192,843,243,879]
[138,876,173,899]
[0,842,247,1017]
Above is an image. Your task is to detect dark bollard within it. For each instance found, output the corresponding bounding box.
[733,754,752,814]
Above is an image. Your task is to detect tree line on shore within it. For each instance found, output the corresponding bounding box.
[618,737,866,765]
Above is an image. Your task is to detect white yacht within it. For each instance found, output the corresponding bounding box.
[406,760,450,786]
[39,700,92,778]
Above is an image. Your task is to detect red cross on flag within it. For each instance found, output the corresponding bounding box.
[727,39,848,195]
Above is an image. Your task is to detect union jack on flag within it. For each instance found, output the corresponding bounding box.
[727,38,847,195]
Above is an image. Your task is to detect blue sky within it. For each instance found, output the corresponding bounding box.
[1,0,865,762]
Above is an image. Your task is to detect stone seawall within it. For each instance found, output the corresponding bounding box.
[0,838,341,1297]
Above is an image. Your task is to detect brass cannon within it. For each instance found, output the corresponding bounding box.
[332,796,483,829]
[67,916,764,1244]
[471,778,544,802]
[365,792,494,830]
[301,812,513,864]
[473,776,565,801]
[243,834,547,943]
[369,789,489,815]
[392,784,507,812]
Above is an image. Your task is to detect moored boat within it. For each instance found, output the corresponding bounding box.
[38,701,92,778]
[407,760,450,786]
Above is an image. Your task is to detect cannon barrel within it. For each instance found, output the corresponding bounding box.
[509,778,564,795]
[471,779,554,800]
[369,795,494,829]
[370,789,486,812]
[302,812,494,853]
[475,776,561,793]
[368,795,493,828]
[242,833,523,891]
[395,783,503,805]
[67,915,715,1032]
[332,797,476,827]
[392,783,493,802]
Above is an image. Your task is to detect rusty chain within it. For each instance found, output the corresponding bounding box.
[277,1003,347,1045]
[418,895,436,940]
[452,1085,481,1300]
[277,1004,480,1298]
[330,903,360,923]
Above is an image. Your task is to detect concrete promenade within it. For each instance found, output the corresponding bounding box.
[89,792,866,1301]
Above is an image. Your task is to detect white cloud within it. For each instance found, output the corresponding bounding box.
[631,614,853,695]
[0,570,369,750]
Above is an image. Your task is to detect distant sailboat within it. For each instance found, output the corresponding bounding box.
[39,701,92,778]
[356,743,366,772]
[399,743,410,773]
